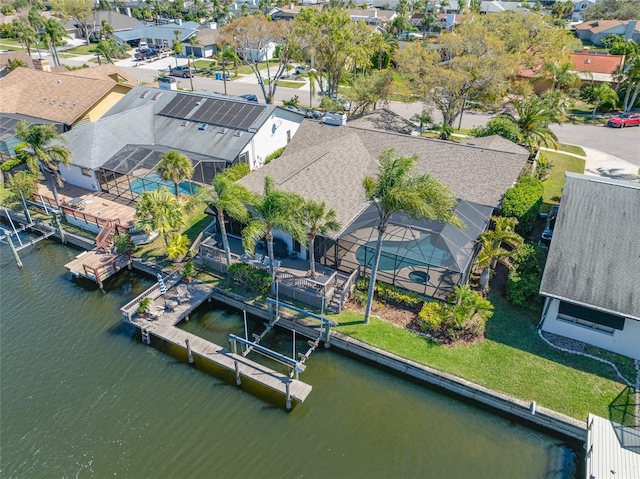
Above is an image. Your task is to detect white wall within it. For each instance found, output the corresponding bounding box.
[249,108,303,170]
[541,298,640,360]
[60,164,99,191]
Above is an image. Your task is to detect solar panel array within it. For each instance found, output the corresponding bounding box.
[158,93,265,131]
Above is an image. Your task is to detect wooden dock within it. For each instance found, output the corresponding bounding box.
[121,278,312,407]
[65,249,131,289]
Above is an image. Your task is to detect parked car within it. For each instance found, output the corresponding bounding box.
[170,65,196,78]
[398,32,424,40]
[294,65,309,75]
[239,93,258,102]
[607,113,640,128]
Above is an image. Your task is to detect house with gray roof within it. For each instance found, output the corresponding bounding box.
[235,109,529,299]
[539,173,640,360]
[58,86,304,201]
[114,22,200,48]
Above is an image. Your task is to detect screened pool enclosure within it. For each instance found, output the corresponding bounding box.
[96,145,228,201]
[314,200,493,300]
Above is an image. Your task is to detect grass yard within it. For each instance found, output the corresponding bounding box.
[0,39,21,50]
[63,44,96,56]
[541,150,586,212]
[265,79,306,89]
[329,293,630,420]
[235,60,280,75]
[193,59,217,69]
[556,144,586,156]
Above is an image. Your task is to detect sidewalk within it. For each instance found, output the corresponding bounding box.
[542,146,640,183]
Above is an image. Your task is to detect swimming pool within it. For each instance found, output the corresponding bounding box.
[355,235,452,271]
[130,174,196,196]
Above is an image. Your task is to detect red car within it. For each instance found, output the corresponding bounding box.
[607,113,640,128]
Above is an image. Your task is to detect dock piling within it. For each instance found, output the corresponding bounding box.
[186,339,194,364]
[234,359,241,386]
[285,381,291,411]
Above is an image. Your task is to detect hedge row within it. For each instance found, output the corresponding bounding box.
[500,176,544,236]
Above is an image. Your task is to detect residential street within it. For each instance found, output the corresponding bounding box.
[60,53,640,167]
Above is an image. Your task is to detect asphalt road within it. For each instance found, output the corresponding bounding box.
[68,56,640,167]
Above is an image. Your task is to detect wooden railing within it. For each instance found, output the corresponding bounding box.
[37,194,130,234]
[83,252,131,288]
[336,268,360,313]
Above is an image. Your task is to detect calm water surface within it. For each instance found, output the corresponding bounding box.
[1,242,578,478]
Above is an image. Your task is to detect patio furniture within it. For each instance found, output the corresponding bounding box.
[177,284,191,303]
[148,306,165,320]
[165,299,178,311]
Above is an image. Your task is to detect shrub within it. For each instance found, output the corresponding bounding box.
[500,176,544,235]
[227,263,272,294]
[167,233,190,260]
[507,243,547,309]
[472,117,522,145]
[113,233,131,254]
[356,277,425,311]
[535,154,554,181]
[265,146,285,164]
[0,21,15,37]
[417,301,449,333]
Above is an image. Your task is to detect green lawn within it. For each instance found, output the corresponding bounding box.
[265,79,306,89]
[235,60,280,75]
[541,150,586,212]
[329,293,630,420]
[556,144,586,156]
[193,59,217,69]
[0,39,21,50]
[63,44,97,56]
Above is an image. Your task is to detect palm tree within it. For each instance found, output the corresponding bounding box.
[101,19,115,39]
[134,187,186,246]
[218,44,241,95]
[200,169,252,266]
[14,121,71,210]
[411,109,433,132]
[589,83,618,117]
[13,21,37,56]
[156,150,194,198]
[502,97,560,153]
[173,29,182,67]
[242,177,306,279]
[450,284,494,327]
[187,35,201,91]
[92,39,127,64]
[540,61,580,92]
[6,58,26,73]
[301,200,341,278]
[362,149,463,324]
[475,216,523,290]
[43,18,67,67]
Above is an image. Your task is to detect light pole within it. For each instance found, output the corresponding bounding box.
[308,68,317,108]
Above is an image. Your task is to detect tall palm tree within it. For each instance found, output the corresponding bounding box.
[6,58,26,73]
[476,216,523,289]
[589,83,618,117]
[502,97,560,153]
[540,61,580,91]
[13,21,37,56]
[187,34,201,91]
[200,169,252,266]
[156,150,194,198]
[134,187,186,246]
[362,149,463,324]
[218,44,240,95]
[14,121,71,210]
[43,18,67,67]
[173,29,182,67]
[242,177,306,279]
[301,200,341,278]
[101,19,115,39]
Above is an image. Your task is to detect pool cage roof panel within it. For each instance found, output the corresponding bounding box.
[340,200,493,273]
[100,144,228,179]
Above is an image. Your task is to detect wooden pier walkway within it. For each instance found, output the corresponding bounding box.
[121,278,312,407]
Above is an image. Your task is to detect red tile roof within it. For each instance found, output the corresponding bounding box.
[570,51,625,75]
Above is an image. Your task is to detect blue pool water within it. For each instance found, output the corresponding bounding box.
[356,235,452,271]
[130,173,196,196]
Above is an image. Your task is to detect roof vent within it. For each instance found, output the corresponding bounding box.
[234,131,241,137]
[180,120,187,127]
[151,92,163,100]
[585,58,591,63]
[70,103,76,109]
[57,80,62,83]
[198,123,207,130]
[50,100,56,105]
[218,128,227,134]
[59,102,66,107]
[41,98,46,103]
[140,91,149,99]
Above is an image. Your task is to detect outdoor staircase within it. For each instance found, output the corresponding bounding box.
[95,224,116,252]
[326,277,349,313]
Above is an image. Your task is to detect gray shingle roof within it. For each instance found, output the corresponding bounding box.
[540,173,640,320]
[238,118,528,236]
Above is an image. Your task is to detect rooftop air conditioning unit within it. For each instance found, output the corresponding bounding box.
[323,112,347,126]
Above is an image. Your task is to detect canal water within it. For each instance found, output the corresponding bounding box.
[1,241,579,478]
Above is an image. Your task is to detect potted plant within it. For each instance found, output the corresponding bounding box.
[138,297,151,318]
[183,260,195,283]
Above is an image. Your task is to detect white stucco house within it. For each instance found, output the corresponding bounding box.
[539,173,640,360]
[59,86,304,202]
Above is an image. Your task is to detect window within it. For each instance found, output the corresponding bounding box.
[556,301,625,335]
[81,167,92,177]
[286,130,291,143]
[557,315,615,335]
[238,152,249,164]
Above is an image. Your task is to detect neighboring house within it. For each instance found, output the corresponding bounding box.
[64,10,144,41]
[0,65,137,131]
[0,114,60,159]
[539,173,640,360]
[480,1,531,13]
[57,86,304,198]
[346,8,397,26]
[236,109,530,300]
[570,48,625,84]
[0,52,34,78]
[574,19,640,46]
[114,22,200,49]
[571,0,597,22]
[190,24,220,58]
[269,4,323,21]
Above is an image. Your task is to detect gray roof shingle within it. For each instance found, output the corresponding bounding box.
[238,118,528,236]
[540,173,640,320]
